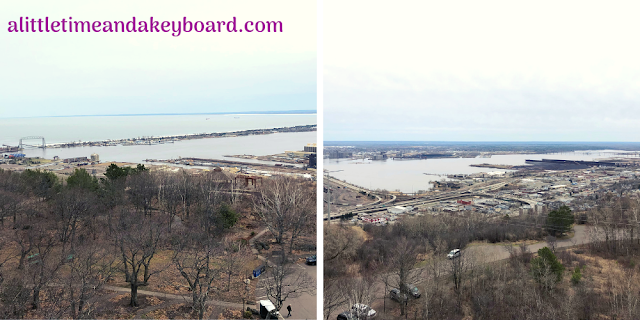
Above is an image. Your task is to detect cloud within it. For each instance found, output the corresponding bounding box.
[324,0,640,141]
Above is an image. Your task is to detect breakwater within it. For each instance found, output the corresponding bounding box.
[43,124,317,149]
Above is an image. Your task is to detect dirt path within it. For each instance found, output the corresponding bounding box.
[102,285,244,309]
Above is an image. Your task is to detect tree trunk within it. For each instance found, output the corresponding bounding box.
[130,284,139,307]
[198,301,205,320]
[289,235,296,254]
[18,252,27,270]
[70,288,77,319]
[32,287,40,310]
[78,299,86,319]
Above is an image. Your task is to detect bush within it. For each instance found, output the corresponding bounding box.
[244,310,252,318]
[531,246,565,286]
[219,204,239,229]
[571,266,582,285]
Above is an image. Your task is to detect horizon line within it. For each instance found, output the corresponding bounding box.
[0,110,317,119]
[324,140,640,143]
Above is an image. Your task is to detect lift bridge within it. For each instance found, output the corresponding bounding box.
[19,136,46,149]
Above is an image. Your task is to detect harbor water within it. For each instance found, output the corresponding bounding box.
[324,150,638,193]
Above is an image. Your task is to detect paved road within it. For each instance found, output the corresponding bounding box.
[285,261,317,319]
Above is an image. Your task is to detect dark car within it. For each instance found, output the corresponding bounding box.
[306,254,316,265]
[337,311,356,320]
[390,288,408,303]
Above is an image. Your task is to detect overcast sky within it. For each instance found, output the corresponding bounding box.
[324,1,640,141]
[0,0,316,118]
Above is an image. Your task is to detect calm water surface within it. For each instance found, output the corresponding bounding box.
[324,150,638,193]
[0,114,316,145]
[24,131,316,164]
[0,114,316,164]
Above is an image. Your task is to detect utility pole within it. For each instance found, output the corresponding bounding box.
[325,174,332,228]
[324,172,341,230]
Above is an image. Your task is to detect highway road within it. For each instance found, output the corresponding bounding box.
[324,177,520,220]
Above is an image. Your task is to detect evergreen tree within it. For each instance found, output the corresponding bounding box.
[66,168,99,191]
[531,246,565,287]
[545,205,574,236]
[218,204,239,229]
[105,164,127,181]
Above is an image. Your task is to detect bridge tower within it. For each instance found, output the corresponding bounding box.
[19,136,46,149]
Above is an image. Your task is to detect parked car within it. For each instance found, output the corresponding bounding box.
[306,254,317,265]
[389,288,408,303]
[337,311,356,320]
[447,248,461,259]
[258,300,280,319]
[402,283,421,298]
[352,304,376,319]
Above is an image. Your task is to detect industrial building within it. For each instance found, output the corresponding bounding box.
[304,143,317,153]
[63,157,89,163]
[308,153,317,169]
[328,151,353,159]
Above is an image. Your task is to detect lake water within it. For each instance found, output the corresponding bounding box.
[324,150,638,193]
[23,131,316,164]
[0,114,316,145]
[0,114,316,164]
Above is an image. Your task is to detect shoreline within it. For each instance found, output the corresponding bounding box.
[470,163,516,169]
[146,157,313,173]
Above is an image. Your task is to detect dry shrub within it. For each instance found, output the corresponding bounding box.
[218,308,243,319]
[558,250,588,268]
[144,296,163,306]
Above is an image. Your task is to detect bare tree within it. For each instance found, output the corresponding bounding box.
[220,239,250,292]
[178,170,198,218]
[389,237,421,316]
[450,250,469,301]
[253,176,315,254]
[172,235,222,319]
[63,243,118,319]
[53,189,95,253]
[323,277,347,320]
[25,225,64,310]
[157,172,183,233]
[324,224,363,262]
[126,171,158,216]
[0,276,30,319]
[115,211,164,307]
[0,190,21,227]
[286,180,315,254]
[340,276,376,320]
[261,259,315,312]
[546,235,558,253]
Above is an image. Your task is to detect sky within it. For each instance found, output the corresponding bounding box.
[324,1,640,142]
[0,0,316,118]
